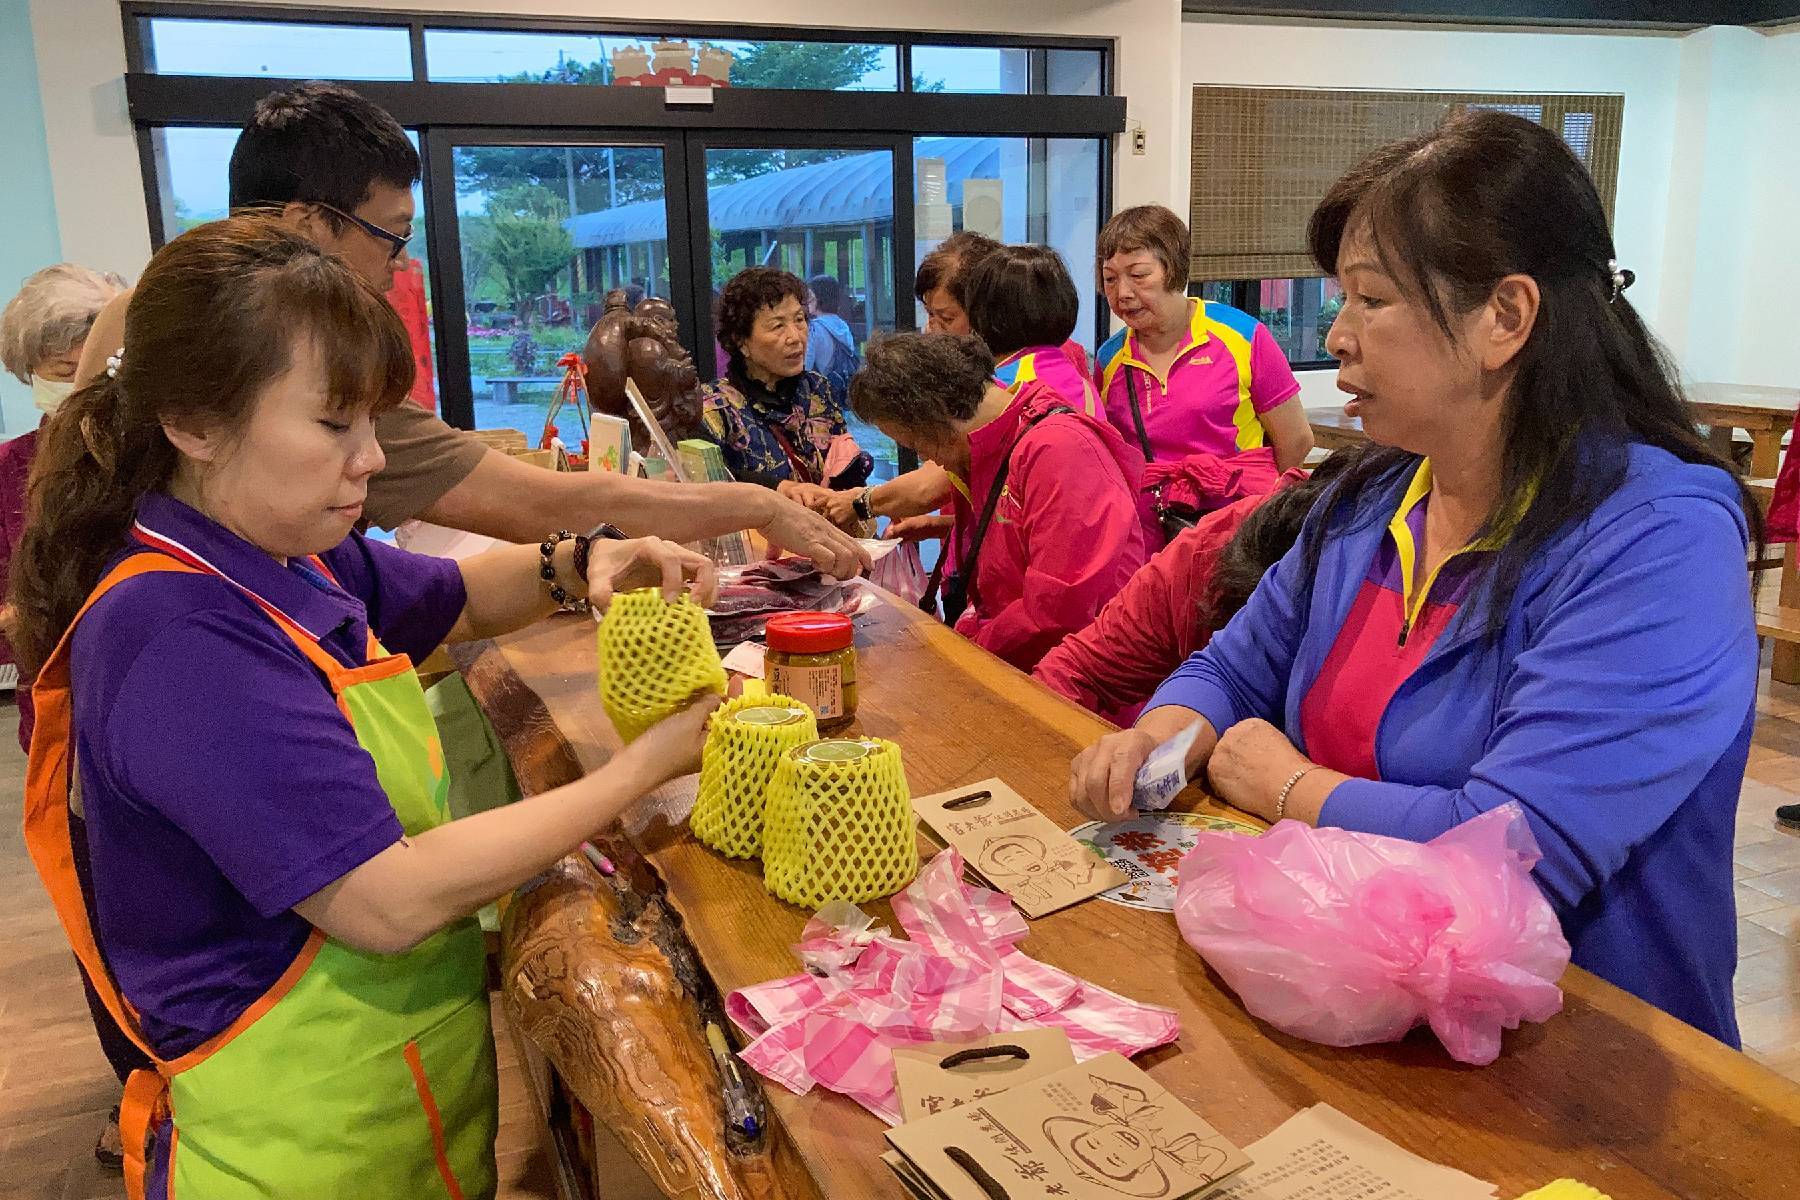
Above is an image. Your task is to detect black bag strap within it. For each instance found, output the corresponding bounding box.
[920,404,1074,624]
[1123,368,1155,464]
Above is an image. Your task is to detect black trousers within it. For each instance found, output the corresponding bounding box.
[68,810,153,1083]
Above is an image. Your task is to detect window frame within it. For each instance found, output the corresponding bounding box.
[121,3,1121,427]
[124,4,1118,89]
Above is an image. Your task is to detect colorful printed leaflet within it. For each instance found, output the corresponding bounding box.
[725,848,1180,1124]
[1072,811,1262,913]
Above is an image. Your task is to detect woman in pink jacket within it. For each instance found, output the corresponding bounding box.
[850,332,1148,672]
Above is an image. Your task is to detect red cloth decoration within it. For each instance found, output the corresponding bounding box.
[386,260,437,412]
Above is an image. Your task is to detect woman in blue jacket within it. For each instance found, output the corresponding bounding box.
[1070,110,1760,1047]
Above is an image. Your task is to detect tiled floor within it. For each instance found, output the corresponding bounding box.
[4,668,1800,1198]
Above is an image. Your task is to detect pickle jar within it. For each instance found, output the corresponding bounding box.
[763,612,857,733]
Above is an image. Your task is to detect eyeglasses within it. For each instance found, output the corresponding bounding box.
[317,203,412,262]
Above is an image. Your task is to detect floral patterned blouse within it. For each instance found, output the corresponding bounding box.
[699,367,848,489]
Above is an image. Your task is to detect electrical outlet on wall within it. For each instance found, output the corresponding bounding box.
[1131,127,1147,155]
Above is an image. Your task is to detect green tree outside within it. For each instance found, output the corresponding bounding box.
[468,184,575,326]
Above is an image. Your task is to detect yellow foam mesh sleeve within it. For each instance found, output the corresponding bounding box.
[762,737,918,908]
[692,694,818,859]
[595,588,728,743]
[1514,1182,1611,1200]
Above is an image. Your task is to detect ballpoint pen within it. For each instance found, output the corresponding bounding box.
[704,1021,764,1142]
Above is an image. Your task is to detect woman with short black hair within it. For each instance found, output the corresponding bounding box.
[966,244,1102,419]
[701,266,868,504]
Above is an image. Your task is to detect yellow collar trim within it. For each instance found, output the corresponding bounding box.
[1120,299,1212,387]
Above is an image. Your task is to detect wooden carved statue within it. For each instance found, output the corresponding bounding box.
[501,842,826,1200]
[582,290,705,452]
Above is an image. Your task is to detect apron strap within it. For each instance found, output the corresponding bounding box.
[120,1066,169,1198]
[25,554,200,1200]
[24,550,356,1200]
[24,554,200,1065]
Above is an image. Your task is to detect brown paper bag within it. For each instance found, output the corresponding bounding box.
[913,778,1127,917]
[892,1030,1078,1123]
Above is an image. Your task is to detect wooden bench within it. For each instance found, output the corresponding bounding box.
[1691,384,1798,479]
[1744,478,1800,681]
[483,376,563,405]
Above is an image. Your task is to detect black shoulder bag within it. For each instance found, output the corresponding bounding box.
[919,406,1074,624]
[1125,368,1198,543]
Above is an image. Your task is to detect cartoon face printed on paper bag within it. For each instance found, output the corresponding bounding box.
[1042,1076,1230,1198]
[981,834,1050,880]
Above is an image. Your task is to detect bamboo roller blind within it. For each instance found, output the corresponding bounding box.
[1188,87,1624,282]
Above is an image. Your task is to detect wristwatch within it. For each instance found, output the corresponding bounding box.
[573,522,627,581]
[851,487,875,522]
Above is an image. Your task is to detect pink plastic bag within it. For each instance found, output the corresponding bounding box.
[726,849,1180,1122]
[1173,804,1569,1065]
[868,539,928,605]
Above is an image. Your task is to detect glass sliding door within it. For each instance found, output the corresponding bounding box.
[437,136,681,440]
[696,140,903,481]
[912,136,1105,350]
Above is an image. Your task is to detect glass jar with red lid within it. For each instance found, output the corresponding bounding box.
[764,612,857,733]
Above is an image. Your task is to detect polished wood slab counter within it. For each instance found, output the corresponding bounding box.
[457,595,1800,1200]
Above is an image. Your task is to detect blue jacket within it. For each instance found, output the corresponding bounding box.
[1150,443,1756,1046]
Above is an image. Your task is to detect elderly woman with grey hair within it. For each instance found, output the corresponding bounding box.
[0,261,130,1166]
[2,265,129,675]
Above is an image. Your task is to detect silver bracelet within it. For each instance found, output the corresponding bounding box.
[1274,765,1321,823]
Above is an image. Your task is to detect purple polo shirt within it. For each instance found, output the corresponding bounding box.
[70,492,466,1057]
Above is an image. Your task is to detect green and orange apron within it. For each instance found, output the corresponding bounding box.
[24,538,498,1199]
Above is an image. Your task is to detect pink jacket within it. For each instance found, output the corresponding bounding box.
[0,427,39,749]
[1033,488,1281,725]
[1767,402,1800,543]
[948,384,1149,672]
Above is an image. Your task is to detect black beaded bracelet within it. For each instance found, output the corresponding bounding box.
[538,530,590,613]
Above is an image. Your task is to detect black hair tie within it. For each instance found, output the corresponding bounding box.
[1608,260,1635,304]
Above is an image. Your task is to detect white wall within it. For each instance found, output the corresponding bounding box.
[1721,25,1800,388]
[1658,25,1772,386]
[1180,15,1694,405]
[1,0,61,436]
[28,0,1185,282]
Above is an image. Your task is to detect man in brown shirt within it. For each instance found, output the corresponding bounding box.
[81,83,866,575]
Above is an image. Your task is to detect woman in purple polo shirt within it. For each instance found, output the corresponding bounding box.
[1093,205,1313,474]
[12,216,720,1199]
[1071,113,1758,1047]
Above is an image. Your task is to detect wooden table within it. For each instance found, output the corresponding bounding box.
[1690,383,1798,480]
[459,596,1800,1200]
[1306,404,1365,451]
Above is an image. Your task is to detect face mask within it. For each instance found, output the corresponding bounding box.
[31,375,75,415]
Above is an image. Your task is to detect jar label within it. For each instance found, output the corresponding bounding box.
[735,705,808,727]
[769,661,843,720]
[798,739,875,764]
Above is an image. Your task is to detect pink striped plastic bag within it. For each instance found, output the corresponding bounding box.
[726,848,1180,1123]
